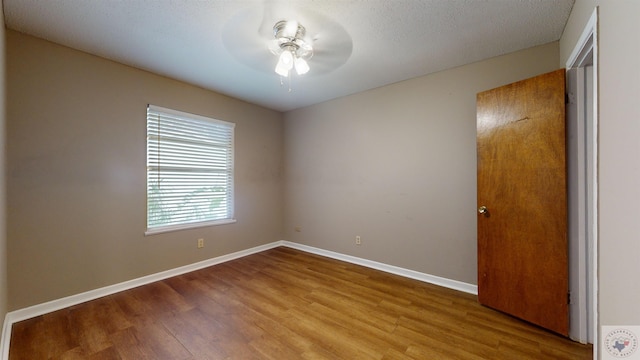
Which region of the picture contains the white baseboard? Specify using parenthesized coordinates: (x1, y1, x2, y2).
(280, 241, 478, 295)
(0, 240, 477, 359)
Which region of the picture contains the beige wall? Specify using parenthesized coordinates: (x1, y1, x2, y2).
(283, 43, 560, 285)
(560, 0, 640, 327)
(6, 31, 284, 310)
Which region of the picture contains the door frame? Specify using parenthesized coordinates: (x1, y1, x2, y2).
(565, 7, 598, 349)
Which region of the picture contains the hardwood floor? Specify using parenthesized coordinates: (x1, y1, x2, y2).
(9, 247, 592, 359)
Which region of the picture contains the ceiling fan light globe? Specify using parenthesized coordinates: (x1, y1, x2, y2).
(275, 51, 293, 77)
(279, 50, 294, 68)
(275, 63, 289, 77)
(294, 57, 310, 75)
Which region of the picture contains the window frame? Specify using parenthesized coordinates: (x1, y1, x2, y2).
(145, 104, 236, 235)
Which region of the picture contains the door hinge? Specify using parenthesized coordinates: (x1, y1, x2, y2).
(568, 292, 571, 304)
(565, 93, 569, 104)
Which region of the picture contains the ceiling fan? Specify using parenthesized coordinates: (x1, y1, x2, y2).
(269, 20, 313, 77)
(222, 3, 353, 78)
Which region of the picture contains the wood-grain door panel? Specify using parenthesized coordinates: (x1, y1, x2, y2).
(476, 69, 568, 336)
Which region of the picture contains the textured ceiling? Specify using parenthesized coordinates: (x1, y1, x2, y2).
(4, 0, 574, 112)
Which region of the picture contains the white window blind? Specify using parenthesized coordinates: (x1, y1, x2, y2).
(146, 105, 235, 234)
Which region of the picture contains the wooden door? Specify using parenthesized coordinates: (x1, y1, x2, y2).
(476, 69, 568, 336)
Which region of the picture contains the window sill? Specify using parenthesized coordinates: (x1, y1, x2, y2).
(145, 219, 237, 236)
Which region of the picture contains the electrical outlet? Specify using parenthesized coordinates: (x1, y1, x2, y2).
(197, 238, 204, 248)
(355, 236, 361, 245)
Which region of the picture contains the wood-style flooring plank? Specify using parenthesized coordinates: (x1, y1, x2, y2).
(9, 247, 592, 359)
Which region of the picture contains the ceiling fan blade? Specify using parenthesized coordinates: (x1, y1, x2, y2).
(303, 18, 352, 75)
(256, 1, 277, 38)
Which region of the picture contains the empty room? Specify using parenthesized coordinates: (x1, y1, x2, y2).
(1, 0, 639, 359)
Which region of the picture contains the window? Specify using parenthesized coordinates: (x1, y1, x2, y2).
(146, 105, 235, 234)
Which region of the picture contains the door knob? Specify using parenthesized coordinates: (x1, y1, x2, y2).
(478, 206, 487, 214)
